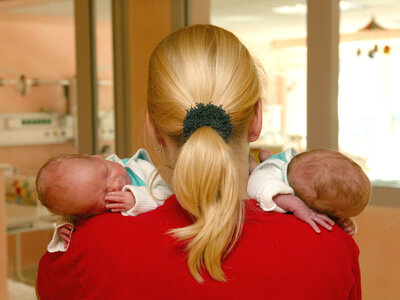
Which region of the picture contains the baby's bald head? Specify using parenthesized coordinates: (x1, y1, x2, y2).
(36, 154, 96, 217)
(287, 149, 371, 218)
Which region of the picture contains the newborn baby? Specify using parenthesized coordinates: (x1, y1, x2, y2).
(36, 149, 172, 252)
(248, 148, 371, 235)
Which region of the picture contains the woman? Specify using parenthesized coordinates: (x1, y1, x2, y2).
(37, 25, 361, 299)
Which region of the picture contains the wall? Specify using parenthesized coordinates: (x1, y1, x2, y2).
(0, 172, 8, 299)
(128, 0, 172, 163)
(354, 204, 400, 299)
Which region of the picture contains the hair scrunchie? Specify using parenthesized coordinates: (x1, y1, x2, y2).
(182, 103, 233, 142)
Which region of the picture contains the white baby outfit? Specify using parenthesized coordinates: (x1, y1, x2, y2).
(247, 148, 298, 213)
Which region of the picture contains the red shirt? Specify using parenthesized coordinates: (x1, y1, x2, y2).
(37, 196, 361, 300)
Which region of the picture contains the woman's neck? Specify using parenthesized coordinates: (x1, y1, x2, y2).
(235, 140, 251, 199)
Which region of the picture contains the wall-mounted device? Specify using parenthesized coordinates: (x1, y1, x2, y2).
(0, 112, 74, 146)
(0, 111, 115, 147)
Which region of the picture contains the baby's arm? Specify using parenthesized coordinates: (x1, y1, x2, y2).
(47, 217, 75, 253)
(248, 163, 293, 213)
(116, 179, 172, 216)
(273, 194, 334, 233)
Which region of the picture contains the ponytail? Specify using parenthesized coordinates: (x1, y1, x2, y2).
(171, 127, 244, 282)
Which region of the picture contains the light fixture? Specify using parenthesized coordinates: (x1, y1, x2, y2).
(355, 16, 390, 59)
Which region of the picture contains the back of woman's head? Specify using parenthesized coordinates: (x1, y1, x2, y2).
(147, 25, 262, 282)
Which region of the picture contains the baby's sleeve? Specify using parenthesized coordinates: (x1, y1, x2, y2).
(121, 172, 172, 217)
(121, 150, 172, 216)
(47, 216, 75, 253)
(247, 166, 293, 213)
(121, 185, 164, 216)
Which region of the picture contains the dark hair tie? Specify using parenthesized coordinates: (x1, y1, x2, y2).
(182, 103, 233, 142)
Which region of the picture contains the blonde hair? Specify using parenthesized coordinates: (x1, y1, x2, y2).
(147, 25, 262, 282)
(288, 149, 371, 219)
(36, 154, 90, 216)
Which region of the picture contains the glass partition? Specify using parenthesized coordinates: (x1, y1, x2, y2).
(211, 0, 307, 154)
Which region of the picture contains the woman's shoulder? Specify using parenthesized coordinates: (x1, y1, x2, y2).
(242, 199, 359, 259)
(224, 200, 360, 299)
(77, 197, 358, 256)
(72, 195, 191, 241)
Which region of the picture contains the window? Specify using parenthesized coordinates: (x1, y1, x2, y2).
(210, 0, 307, 153)
(339, 38, 400, 187)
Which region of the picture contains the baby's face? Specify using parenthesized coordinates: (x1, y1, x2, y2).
(89, 155, 132, 193)
(58, 156, 132, 216)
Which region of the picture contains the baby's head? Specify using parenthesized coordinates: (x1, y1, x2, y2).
(287, 149, 371, 219)
(36, 154, 131, 217)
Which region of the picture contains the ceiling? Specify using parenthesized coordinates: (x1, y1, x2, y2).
(211, 0, 400, 40)
(0, 0, 399, 40)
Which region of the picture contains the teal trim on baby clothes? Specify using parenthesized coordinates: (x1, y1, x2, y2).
(137, 152, 146, 161)
(269, 151, 289, 163)
(122, 158, 146, 186)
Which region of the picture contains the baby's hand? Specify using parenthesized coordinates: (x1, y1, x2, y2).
(57, 223, 74, 249)
(337, 217, 357, 236)
(274, 194, 334, 234)
(292, 204, 334, 234)
(105, 191, 136, 213)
